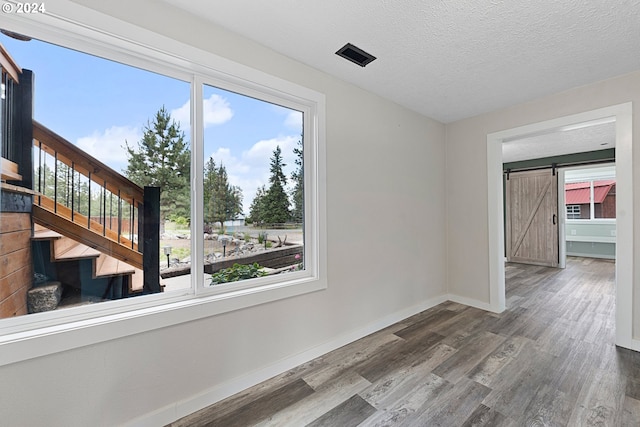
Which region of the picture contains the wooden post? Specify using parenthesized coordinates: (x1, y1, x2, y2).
(142, 186, 161, 293)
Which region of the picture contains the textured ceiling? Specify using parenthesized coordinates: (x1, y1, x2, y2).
(502, 121, 616, 163)
(165, 0, 640, 123)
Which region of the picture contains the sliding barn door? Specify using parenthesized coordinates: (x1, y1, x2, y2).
(505, 169, 559, 267)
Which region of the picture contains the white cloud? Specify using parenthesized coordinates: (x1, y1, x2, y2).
(76, 125, 141, 171)
(170, 102, 190, 130)
(170, 94, 233, 132)
(284, 110, 303, 131)
(244, 136, 299, 182)
(204, 95, 234, 127)
(207, 135, 300, 214)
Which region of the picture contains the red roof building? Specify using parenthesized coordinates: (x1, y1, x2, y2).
(565, 180, 616, 219)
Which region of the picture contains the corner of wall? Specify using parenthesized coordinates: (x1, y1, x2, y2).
(443, 124, 451, 296)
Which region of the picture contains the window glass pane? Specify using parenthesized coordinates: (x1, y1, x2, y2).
(0, 32, 190, 319)
(201, 84, 304, 287)
(564, 165, 616, 221)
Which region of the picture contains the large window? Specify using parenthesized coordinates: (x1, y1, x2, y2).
(0, 12, 325, 363)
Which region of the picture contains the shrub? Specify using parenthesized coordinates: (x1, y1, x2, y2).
(210, 263, 266, 285)
(172, 247, 190, 260)
(169, 215, 189, 227)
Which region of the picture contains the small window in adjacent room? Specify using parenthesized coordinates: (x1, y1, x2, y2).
(566, 205, 581, 219)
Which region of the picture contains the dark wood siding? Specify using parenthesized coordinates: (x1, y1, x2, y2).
(0, 212, 32, 317)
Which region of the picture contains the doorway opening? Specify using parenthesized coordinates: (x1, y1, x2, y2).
(486, 103, 636, 351)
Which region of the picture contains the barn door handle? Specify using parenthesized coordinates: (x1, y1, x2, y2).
(553, 214, 557, 225)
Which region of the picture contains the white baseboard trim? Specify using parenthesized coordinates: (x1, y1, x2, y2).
(566, 251, 615, 260)
(446, 294, 494, 312)
(616, 336, 640, 353)
(125, 293, 449, 427)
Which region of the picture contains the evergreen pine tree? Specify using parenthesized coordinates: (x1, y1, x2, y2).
(290, 137, 303, 223)
(203, 157, 243, 229)
(124, 107, 190, 227)
(262, 146, 290, 224)
(249, 185, 267, 225)
(203, 157, 217, 225)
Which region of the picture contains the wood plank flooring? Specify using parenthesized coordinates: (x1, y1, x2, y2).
(169, 257, 640, 426)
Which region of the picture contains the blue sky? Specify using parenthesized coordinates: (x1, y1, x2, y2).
(0, 33, 302, 214)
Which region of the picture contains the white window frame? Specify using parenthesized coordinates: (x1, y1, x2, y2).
(566, 205, 581, 219)
(0, 4, 327, 366)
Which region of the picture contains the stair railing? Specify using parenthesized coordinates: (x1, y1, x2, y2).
(33, 120, 143, 251)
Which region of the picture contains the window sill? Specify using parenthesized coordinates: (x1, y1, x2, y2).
(566, 236, 616, 244)
(565, 219, 616, 224)
(0, 277, 326, 367)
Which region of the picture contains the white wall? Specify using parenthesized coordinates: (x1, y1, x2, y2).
(0, 1, 447, 426)
(446, 70, 640, 329)
(565, 221, 616, 259)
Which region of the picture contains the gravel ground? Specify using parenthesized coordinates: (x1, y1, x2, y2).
(161, 225, 303, 254)
(159, 226, 303, 292)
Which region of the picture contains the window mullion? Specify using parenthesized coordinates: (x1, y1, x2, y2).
(192, 75, 205, 294)
(590, 180, 595, 220)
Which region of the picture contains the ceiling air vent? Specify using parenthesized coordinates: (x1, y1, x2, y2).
(335, 43, 376, 67)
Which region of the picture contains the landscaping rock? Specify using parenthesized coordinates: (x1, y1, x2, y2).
(27, 281, 63, 313)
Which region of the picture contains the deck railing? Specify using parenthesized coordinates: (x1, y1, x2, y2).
(33, 120, 143, 248)
(31, 121, 160, 286)
(1, 42, 32, 186)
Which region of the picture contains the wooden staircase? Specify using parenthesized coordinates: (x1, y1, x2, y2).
(26, 120, 163, 298)
(33, 225, 144, 300)
(29, 120, 162, 296)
